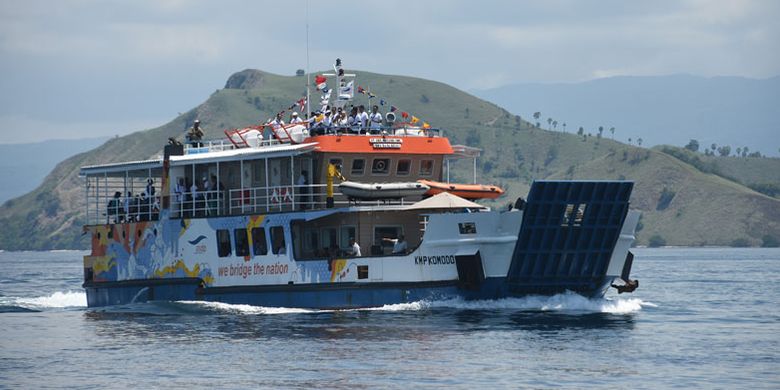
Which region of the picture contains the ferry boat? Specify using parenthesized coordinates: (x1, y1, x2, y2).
(79, 61, 640, 308)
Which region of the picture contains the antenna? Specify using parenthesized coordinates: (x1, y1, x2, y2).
(305, 0, 310, 119)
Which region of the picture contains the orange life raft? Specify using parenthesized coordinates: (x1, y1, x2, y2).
(417, 179, 504, 200)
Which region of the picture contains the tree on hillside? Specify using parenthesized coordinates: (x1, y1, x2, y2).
(637, 137, 643, 146)
(711, 143, 717, 154)
(684, 139, 700, 152)
(562, 122, 567, 133)
(628, 137, 632, 145)
(717, 145, 731, 156)
(547, 117, 553, 129)
(742, 146, 749, 157)
(609, 127, 615, 139)
(577, 126, 584, 136)
(552, 120, 558, 131)
(597, 126, 604, 139)
(736, 147, 742, 156)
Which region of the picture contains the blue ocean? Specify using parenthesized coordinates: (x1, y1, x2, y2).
(1, 248, 778, 389)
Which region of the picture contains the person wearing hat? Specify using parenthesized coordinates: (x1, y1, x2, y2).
(290, 112, 303, 124)
(187, 119, 205, 147)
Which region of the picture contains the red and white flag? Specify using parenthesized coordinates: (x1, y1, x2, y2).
(315, 75, 327, 90)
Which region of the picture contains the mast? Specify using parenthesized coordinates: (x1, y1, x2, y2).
(305, 0, 310, 119)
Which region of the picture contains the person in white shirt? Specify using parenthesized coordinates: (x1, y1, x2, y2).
(356, 105, 368, 133)
(383, 235, 408, 254)
(290, 112, 303, 124)
(347, 107, 358, 132)
(369, 105, 383, 133)
(174, 178, 186, 216)
(269, 113, 285, 127)
(347, 237, 361, 257)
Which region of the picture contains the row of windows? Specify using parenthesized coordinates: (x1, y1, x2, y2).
(216, 227, 284, 258)
(329, 157, 434, 177)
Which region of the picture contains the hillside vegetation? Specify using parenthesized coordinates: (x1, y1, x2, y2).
(0, 69, 778, 250)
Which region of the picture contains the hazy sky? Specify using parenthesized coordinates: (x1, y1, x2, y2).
(0, 0, 778, 143)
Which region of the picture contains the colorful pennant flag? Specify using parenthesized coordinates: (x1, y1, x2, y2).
(401, 112, 409, 119)
(411, 116, 419, 124)
(315, 75, 327, 90)
(422, 122, 430, 129)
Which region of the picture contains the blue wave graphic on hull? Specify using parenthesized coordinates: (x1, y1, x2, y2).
(188, 235, 207, 245)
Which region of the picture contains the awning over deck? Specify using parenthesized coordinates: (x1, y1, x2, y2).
(79, 142, 319, 177)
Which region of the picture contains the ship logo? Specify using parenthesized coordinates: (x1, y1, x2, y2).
(188, 235, 207, 245)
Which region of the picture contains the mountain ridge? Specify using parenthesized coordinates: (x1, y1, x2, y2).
(0, 69, 777, 250)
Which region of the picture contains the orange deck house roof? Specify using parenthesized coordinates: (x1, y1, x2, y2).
(307, 135, 454, 155)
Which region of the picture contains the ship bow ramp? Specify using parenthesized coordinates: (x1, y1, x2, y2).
(506, 180, 636, 297)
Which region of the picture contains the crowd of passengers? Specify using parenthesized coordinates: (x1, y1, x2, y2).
(173, 174, 226, 217)
(106, 179, 159, 223)
(269, 104, 391, 135)
(186, 104, 407, 146)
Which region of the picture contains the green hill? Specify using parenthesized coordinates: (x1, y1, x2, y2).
(654, 145, 780, 198)
(0, 69, 778, 250)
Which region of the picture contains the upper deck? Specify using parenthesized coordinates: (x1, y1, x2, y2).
(79, 130, 481, 226)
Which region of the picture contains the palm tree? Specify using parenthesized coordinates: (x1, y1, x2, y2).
(577, 126, 584, 136)
(609, 127, 615, 139)
(736, 147, 742, 156)
(562, 122, 567, 133)
(711, 143, 717, 153)
(637, 137, 643, 146)
(547, 118, 553, 129)
(552, 120, 558, 131)
(628, 138, 632, 145)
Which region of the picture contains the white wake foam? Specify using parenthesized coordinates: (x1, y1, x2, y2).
(178, 292, 654, 315)
(180, 300, 320, 315)
(14, 290, 87, 309)
(369, 292, 655, 314)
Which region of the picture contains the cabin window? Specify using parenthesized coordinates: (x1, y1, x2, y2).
(251, 227, 268, 255)
(562, 204, 587, 226)
(420, 160, 434, 176)
(458, 222, 477, 235)
(270, 226, 286, 254)
(340, 226, 356, 249)
(303, 228, 320, 256)
(233, 228, 249, 257)
(396, 159, 411, 176)
(216, 229, 232, 257)
(321, 227, 338, 251)
(371, 158, 390, 175)
(374, 226, 402, 255)
(351, 159, 365, 176)
(358, 265, 369, 280)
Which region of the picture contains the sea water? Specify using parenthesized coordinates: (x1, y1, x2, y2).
(0, 248, 778, 389)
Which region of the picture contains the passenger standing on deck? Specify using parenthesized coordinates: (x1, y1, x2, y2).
(369, 105, 383, 133)
(123, 191, 132, 221)
(146, 178, 155, 198)
(356, 105, 368, 133)
(108, 191, 122, 223)
(174, 178, 186, 215)
(269, 113, 285, 128)
(297, 170, 309, 210)
(190, 180, 202, 217)
(383, 234, 408, 254)
(348, 107, 358, 132)
(347, 237, 362, 257)
(187, 120, 204, 147)
(290, 112, 303, 124)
